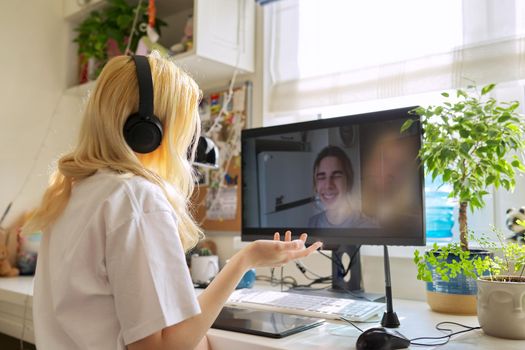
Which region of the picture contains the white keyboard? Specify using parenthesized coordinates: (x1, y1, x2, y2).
(226, 289, 385, 322)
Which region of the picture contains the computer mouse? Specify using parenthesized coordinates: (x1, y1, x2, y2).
(355, 327, 410, 350)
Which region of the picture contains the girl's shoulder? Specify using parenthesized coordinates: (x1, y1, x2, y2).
(89, 169, 172, 215)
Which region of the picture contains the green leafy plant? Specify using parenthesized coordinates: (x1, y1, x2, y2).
(74, 0, 166, 79)
(475, 228, 525, 282)
(74, 10, 107, 62)
(414, 243, 491, 282)
(414, 229, 525, 283)
(198, 247, 212, 256)
(402, 83, 525, 250)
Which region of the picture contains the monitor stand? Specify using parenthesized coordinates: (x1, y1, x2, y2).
(289, 245, 385, 303)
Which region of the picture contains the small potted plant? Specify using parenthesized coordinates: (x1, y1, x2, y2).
(190, 247, 219, 286)
(74, 0, 166, 83)
(404, 83, 525, 314)
(475, 229, 525, 339)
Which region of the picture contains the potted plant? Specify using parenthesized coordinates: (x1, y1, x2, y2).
(190, 247, 219, 286)
(74, 0, 166, 82)
(404, 83, 525, 314)
(74, 9, 107, 82)
(475, 229, 525, 339)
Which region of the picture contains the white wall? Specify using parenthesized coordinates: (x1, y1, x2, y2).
(0, 0, 84, 226)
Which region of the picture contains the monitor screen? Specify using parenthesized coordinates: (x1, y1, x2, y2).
(241, 107, 425, 247)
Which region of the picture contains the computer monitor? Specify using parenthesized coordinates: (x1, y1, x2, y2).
(241, 106, 425, 298)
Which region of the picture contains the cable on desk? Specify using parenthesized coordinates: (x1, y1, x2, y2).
(260, 248, 362, 294)
(317, 249, 341, 266)
(292, 260, 332, 283)
(316, 247, 369, 300)
(409, 321, 481, 347)
(256, 274, 298, 289)
(292, 277, 332, 287)
(339, 318, 480, 347)
(317, 246, 361, 278)
(280, 266, 284, 292)
(339, 316, 364, 332)
(294, 260, 326, 280)
(269, 267, 277, 286)
(259, 261, 365, 299)
(258, 271, 331, 291)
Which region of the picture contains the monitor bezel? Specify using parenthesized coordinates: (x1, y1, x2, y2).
(241, 106, 426, 248)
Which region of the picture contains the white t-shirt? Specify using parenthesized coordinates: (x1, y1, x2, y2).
(33, 169, 201, 350)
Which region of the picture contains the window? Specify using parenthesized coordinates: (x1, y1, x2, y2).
(265, 0, 525, 118)
(262, 0, 525, 243)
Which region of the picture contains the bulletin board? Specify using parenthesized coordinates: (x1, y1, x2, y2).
(191, 81, 252, 232)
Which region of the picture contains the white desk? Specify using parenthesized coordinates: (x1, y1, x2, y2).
(206, 298, 525, 350)
(1, 277, 524, 349)
(0, 276, 34, 344)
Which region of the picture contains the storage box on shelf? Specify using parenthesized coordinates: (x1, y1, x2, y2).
(63, 0, 255, 93)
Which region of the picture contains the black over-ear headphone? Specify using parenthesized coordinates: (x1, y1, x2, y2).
(124, 55, 164, 153)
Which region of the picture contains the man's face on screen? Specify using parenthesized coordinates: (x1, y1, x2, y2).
(315, 156, 348, 209)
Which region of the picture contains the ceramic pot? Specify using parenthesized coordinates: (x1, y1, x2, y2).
(190, 255, 219, 284)
(477, 276, 525, 339)
(426, 249, 491, 315)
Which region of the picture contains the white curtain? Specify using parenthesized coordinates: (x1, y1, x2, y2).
(266, 0, 525, 114)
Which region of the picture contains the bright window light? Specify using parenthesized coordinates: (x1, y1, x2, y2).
(297, 0, 463, 79)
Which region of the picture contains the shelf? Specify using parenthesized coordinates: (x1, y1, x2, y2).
(65, 48, 250, 95)
(64, 0, 194, 21)
(64, 0, 254, 89)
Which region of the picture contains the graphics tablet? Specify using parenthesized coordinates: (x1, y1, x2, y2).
(211, 306, 324, 338)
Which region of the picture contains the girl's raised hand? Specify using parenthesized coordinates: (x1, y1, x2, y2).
(243, 230, 322, 268)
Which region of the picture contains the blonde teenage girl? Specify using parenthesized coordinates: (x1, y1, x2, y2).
(27, 53, 322, 350)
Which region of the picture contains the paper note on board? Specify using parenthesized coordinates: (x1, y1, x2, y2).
(206, 186, 237, 221)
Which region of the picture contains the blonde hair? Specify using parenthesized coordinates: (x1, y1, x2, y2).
(25, 53, 203, 251)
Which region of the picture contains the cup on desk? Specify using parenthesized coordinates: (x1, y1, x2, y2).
(190, 254, 219, 285)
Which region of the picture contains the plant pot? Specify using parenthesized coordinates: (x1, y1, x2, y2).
(78, 56, 102, 84)
(477, 276, 525, 339)
(425, 249, 491, 315)
(190, 254, 219, 285)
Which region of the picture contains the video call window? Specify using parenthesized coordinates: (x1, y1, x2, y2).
(242, 117, 422, 233)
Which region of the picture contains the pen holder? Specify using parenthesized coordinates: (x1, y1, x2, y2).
(236, 268, 256, 289)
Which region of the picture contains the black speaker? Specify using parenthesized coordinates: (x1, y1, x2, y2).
(123, 55, 163, 154)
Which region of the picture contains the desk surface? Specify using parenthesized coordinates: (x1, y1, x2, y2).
(207, 297, 524, 350)
(0, 277, 524, 349)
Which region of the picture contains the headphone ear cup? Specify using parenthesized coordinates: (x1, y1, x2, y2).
(123, 113, 163, 153)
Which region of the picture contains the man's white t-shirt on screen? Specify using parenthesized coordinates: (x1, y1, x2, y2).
(33, 169, 201, 350)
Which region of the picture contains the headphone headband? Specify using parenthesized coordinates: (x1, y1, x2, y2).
(132, 55, 155, 118)
(124, 55, 163, 154)
(124, 54, 219, 166)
